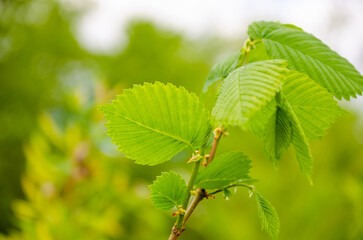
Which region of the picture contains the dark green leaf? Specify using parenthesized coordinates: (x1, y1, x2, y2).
(264, 106, 293, 165)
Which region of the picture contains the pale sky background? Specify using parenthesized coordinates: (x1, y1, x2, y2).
(67, 0, 363, 115)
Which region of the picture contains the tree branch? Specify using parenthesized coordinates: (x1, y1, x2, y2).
(208, 182, 255, 196)
(169, 146, 206, 240)
(183, 188, 207, 226)
(202, 127, 225, 166)
(168, 226, 185, 240)
(168, 188, 207, 240)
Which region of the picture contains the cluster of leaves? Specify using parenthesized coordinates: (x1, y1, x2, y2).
(101, 21, 363, 239)
(101, 82, 278, 238)
(0, 0, 219, 233)
(208, 21, 363, 182)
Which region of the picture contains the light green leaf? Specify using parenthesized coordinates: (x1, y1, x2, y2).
(196, 152, 252, 189)
(251, 99, 313, 179)
(202, 52, 242, 92)
(282, 71, 346, 141)
(248, 41, 270, 63)
(264, 106, 293, 165)
(100, 82, 211, 165)
(212, 60, 288, 128)
(248, 99, 276, 138)
(248, 21, 363, 100)
(250, 72, 344, 180)
(281, 23, 303, 31)
(149, 171, 187, 211)
(255, 191, 280, 240)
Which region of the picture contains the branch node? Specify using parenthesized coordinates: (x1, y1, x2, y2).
(203, 127, 227, 167)
(187, 152, 202, 164)
(172, 206, 186, 216)
(201, 154, 210, 166)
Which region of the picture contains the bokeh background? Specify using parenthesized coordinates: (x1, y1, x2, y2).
(1, 0, 363, 239)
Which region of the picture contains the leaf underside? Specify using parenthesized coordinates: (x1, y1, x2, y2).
(100, 82, 211, 165)
(250, 71, 344, 181)
(212, 60, 288, 128)
(248, 21, 363, 100)
(282, 71, 346, 141)
(264, 106, 293, 165)
(196, 152, 252, 190)
(283, 102, 314, 183)
(149, 171, 187, 211)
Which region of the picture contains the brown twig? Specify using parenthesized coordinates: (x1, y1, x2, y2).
(169, 128, 228, 239)
(202, 127, 226, 166)
(168, 188, 208, 240)
(183, 188, 207, 225)
(168, 226, 185, 240)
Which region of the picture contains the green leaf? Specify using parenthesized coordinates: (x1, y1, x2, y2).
(281, 23, 303, 31)
(255, 191, 280, 240)
(212, 60, 288, 128)
(248, 41, 270, 63)
(264, 105, 293, 165)
(223, 188, 233, 200)
(100, 82, 211, 165)
(284, 102, 314, 183)
(196, 152, 252, 189)
(250, 72, 344, 180)
(149, 171, 187, 211)
(202, 52, 242, 92)
(251, 98, 313, 180)
(248, 21, 363, 100)
(282, 71, 346, 141)
(248, 99, 276, 138)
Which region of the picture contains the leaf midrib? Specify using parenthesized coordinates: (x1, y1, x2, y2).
(262, 37, 351, 83)
(290, 105, 337, 110)
(153, 190, 179, 207)
(106, 110, 195, 151)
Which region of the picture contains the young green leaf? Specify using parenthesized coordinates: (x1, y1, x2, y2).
(254, 191, 280, 240)
(248, 99, 276, 138)
(248, 21, 363, 100)
(247, 41, 270, 63)
(195, 152, 252, 189)
(100, 82, 211, 165)
(149, 171, 187, 211)
(202, 52, 242, 92)
(250, 72, 344, 181)
(284, 102, 314, 183)
(282, 71, 346, 141)
(223, 188, 233, 200)
(212, 60, 288, 128)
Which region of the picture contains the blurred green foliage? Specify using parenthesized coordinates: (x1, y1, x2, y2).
(0, 0, 362, 239)
(0, 0, 90, 231)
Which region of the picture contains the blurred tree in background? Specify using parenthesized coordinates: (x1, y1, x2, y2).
(0, 0, 90, 231)
(0, 0, 362, 239)
(0, 0, 220, 236)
